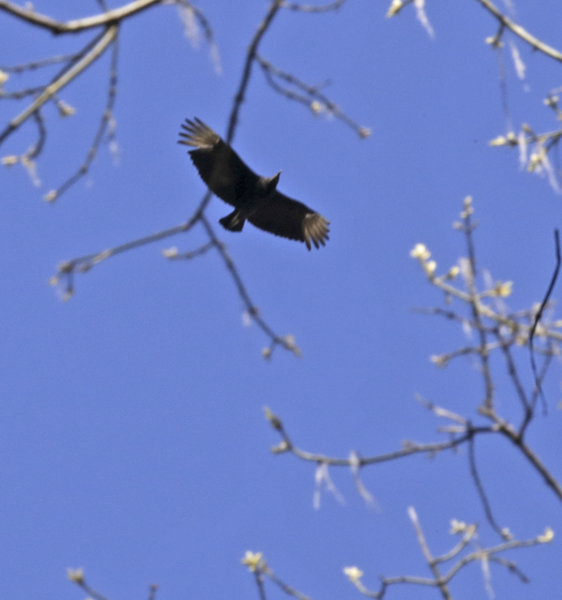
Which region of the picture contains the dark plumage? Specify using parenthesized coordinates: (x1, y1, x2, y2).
(178, 118, 330, 250)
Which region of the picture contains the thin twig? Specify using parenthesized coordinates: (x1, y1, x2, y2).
(75, 581, 112, 600)
(47, 32, 120, 202)
(265, 568, 311, 600)
(267, 408, 494, 466)
(487, 555, 528, 583)
(528, 349, 554, 417)
(226, 0, 284, 145)
(355, 525, 541, 599)
(0, 54, 79, 73)
(462, 204, 494, 409)
(468, 434, 506, 538)
(411, 307, 479, 330)
(493, 34, 514, 134)
(498, 423, 562, 502)
(494, 326, 529, 414)
(281, 0, 347, 12)
(441, 536, 540, 583)
(29, 109, 47, 160)
(200, 214, 299, 355)
(147, 584, 159, 600)
(412, 200, 562, 507)
(163, 241, 215, 260)
(256, 54, 369, 138)
(420, 276, 562, 344)
(434, 527, 477, 564)
(254, 571, 268, 600)
(408, 507, 453, 600)
(529, 229, 560, 415)
(58, 219, 197, 274)
(0, 86, 45, 100)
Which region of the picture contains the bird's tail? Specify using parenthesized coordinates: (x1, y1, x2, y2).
(219, 210, 245, 232)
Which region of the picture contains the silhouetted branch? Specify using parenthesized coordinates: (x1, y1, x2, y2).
(200, 214, 301, 357)
(67, 570, 161, 600)
(528, 229, 560, 412)
(264, 197, 562, 547)
(29, 109, 46, 161)
(475, 0, 562, 63)
(51, 218, 198, 301)
(411, 307, 479, 330)
(412, 252, 562, 345)
(487, 555, 529, 583)
(497, 422, 562, 502)
(385, 0, 562, 189)
(265, 406, 493, 468)
(0, 53, 79, 73)
(256, 54, 370, 138)
(408, 507, 453, 600)
(468, 435, 507, 539)
(490, 117, 562, 193)
(225, 0, 283, 145)
(281, 0, 347, 12)
(461, 198, 495, 410)
(162, 241, 215, 261)
(527, 348, 554, 422)
(494, 326, 530, 414)
(0, 25, 118, 146)
(0, 86, 44, 100)
(44, 33, 120, 202)
(2, 0, 369, 354)
(47, 0, 315, 355)
(1, 0, 217, 191)
(67, 569, 112, 600)
(0, 0, 161, 33)
(344, 509, 548, 599)
(410, 198, 562, 505)
(147, 584, 159, 600)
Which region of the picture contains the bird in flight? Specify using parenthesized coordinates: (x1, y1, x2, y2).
(178, 118, 330, 250)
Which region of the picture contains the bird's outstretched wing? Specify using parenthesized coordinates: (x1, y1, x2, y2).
(248, 190, 330, 250)
(178, 118, 259, 206)
(179, 117, 330, 249)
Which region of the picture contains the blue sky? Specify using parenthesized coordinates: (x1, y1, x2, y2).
(1, 1, 562, 599)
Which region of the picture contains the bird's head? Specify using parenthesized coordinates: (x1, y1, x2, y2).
(264, 170, 281, 193)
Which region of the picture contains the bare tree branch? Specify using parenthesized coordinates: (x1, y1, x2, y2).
(265, 406, 494, 467)
(475, 0, 562, 63)
(343, 512, 547, 599)
(256, 54, 370, 138)
(0, 0, 161, 33)
(226, 0, 284, 145)
(45, 32, 120, 202)
(468, 434, 507, 539)
(281, 0, 347, 13)
(461, 198, 495, 410)
(40, 0, 315, 355)
(0, 25, 118, 145)
(528, 229, 560, 411)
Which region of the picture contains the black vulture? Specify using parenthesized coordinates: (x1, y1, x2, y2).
(178, 118, 330, 250)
